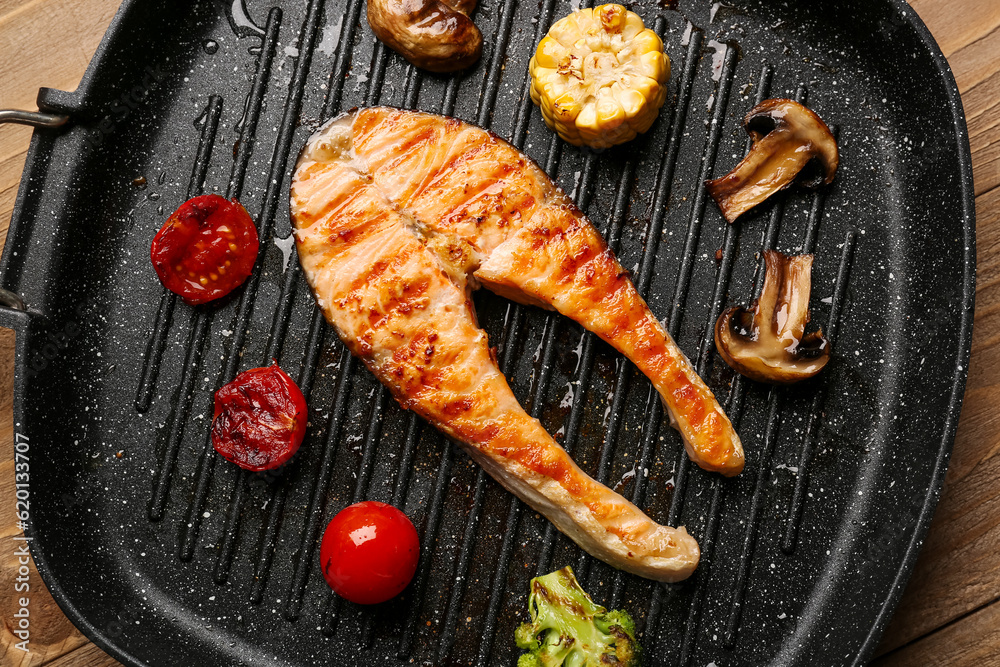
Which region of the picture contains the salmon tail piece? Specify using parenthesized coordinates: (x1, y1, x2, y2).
(475, 200, 744, 476)
(290, 107, 742, 582)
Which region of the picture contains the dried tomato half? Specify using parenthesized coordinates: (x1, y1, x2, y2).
(211, 363, 308, 472)
(150, 194, 259, 305)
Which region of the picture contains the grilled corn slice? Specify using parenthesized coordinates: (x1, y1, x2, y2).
(529, 4, 670, 149)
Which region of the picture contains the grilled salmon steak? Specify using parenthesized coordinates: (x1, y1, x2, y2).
(291, 107, 742, 581)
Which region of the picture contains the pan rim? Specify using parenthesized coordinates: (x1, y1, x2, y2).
(850, 0, 976, 664)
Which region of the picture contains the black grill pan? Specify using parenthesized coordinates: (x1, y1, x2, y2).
(1, 0, 974, 664)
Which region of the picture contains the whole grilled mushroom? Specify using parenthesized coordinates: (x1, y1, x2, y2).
(715, 250, 830, 384)
(367, 0, 482, 73)
(706, 99, 838, 223)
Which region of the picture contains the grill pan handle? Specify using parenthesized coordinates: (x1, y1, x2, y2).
(0, 108, 70, 311)
(0, 109, 69, 129)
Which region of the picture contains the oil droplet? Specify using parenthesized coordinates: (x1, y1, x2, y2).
(228, 0, 264, 38)
(318, 16, 344, 56)
(132, 176, 147, 188)
(707, 40, 728, 81)
(203, 40, 219, 54)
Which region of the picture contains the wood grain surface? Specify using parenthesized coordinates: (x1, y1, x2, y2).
(0, 0, 996, 665)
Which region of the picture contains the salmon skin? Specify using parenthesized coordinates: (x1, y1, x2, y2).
(290, 107, 741, 581)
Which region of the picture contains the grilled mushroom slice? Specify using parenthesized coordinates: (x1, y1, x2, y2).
(706, 99, 838, 223)
(367, 0, 482, 73)
(715, 250, 830, 384)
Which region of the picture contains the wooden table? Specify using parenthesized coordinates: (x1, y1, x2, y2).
(0, 1, 996, 664)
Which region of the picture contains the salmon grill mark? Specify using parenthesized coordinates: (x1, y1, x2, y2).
(347, 240, 415, 294)
(355, 332, 374, 358)
(379, 132, 446, 179)
(440, 136, 492, 175)
(382, 329, 438, 386)
(399, 124, 438, 153)
(670, 371, 706, 423)
(318, 191, 392, 236)
(366, 275, 432, 331)
(335, 226, 356, 241)
(296, 182, 361, 228)
(443, 397, 474, 416)
(326, 206, 386, 247)
(516, 195, 536, 215)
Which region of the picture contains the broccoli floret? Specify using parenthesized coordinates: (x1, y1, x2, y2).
(515, 566, 641, 667)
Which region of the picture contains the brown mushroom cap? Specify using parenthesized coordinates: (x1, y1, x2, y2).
(367, 0, 483, 73)
(714, 250, 830, 384)
(706, 99, 838, 223)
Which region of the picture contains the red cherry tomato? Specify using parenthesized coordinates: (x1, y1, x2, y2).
(211, 363, 307, 471)
(320, 501, 420, 605)
(150, 194, 259, 305)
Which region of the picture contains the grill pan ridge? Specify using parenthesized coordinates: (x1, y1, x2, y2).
(0, 0, 974, 665)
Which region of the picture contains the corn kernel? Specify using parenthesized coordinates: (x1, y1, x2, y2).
(595, 4, 625, 33)
(535, 36, 565, 69)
